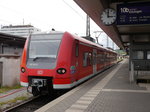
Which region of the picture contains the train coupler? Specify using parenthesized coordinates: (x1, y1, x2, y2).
(31, 79, 47, 88)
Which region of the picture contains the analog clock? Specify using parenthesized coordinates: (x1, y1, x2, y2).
(101, 8, 116, 25)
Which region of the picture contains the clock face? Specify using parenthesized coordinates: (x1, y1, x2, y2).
(101, 8, 116, 25)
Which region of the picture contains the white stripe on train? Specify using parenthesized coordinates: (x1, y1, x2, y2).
(20, 66, 112, 89)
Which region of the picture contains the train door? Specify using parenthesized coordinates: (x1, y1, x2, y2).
(104, 51, 107, 67)
(75, 40, 79, 81)
(93, 49, 97, 74)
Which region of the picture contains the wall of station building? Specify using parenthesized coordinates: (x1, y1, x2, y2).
(0, 45, 23, 87)
(129, 42, 150, 74)
(0, 45, 23, 55)
(0, 56, 21, 87)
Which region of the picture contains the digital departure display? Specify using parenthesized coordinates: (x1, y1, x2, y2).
(117, 2, 150, 25)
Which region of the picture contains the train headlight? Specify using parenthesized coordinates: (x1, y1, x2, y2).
(57, 68, 67, 74)
(21, 67, 26, 73)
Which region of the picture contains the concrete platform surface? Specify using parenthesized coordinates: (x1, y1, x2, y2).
(35, 59, 150, 112)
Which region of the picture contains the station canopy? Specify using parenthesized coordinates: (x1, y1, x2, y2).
(0, 32, 25, 47)
(74, 0, 150, 50)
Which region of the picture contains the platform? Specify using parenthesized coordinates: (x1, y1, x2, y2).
(35, 59, 150, 112)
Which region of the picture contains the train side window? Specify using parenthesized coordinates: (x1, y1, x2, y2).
(88, 53, 92, 65)
(83, 52, 88, 66)
(133, 51, 144, 59)
(76, 43, 79, 57)
(102, 53, 104, 62)
(147, 51, 150, 59)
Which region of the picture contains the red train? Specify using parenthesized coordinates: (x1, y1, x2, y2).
(20, 31, 117, 96)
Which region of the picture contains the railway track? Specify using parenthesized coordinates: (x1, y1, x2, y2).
(4, 90, 68, 112)
(3, 64, 117, 112)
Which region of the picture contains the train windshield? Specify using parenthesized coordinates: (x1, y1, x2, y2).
(29, 40, 60, 59)
(27, 33, 63, 69)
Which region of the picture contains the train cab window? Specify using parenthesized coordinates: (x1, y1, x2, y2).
(133, 51, 144, 59)
(29, 39, 61, 59)
(29, 34, 62, 60)
(76, 43, 79, 57)
(27, 33, 63, 69)
(147, 51, 150, 59)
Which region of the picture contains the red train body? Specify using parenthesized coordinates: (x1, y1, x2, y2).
(20, 31, 117, 95)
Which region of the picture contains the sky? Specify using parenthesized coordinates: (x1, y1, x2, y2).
(0, 0, 118, 49)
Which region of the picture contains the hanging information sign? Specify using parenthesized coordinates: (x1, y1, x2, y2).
(117, 2, 150, 25)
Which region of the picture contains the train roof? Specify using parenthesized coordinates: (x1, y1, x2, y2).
(31, 31, 116, 54)
(68, 32, 116, 54)
(32, 31, 64, 35)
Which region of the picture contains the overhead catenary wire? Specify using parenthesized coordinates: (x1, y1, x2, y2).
(61, 0, 85, 21)
(0, 4, 25, 25)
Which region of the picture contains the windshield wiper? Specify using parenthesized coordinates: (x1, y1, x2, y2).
(32, 56, 55, 61)
(33, 57, 40, 61)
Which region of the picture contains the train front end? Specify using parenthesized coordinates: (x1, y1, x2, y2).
(20, 32, 64, 96)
